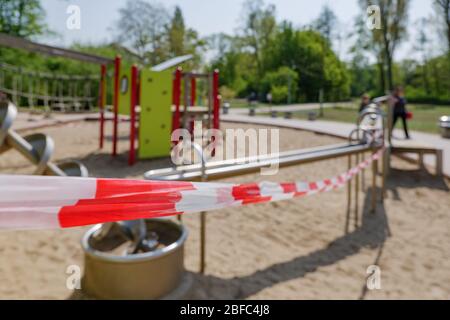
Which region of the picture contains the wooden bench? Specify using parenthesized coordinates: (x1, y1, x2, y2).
(391, 140, 443, 176)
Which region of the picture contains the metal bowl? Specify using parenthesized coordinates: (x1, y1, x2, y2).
(81, 219, 189, 299)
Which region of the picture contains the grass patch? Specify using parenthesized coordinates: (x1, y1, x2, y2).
(289, 103, 450, 134)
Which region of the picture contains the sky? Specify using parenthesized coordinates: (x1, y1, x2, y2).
(40, 0, 436, 61)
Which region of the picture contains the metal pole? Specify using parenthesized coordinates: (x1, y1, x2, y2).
(99, 64, 106, 149)
(129, 65, 138, 166)
(192, 143, 207, 274)
(200, 211, 206, 274)
(190, 76, 196, 106)
(189, 76, 196, 135)
(319, 88, 324, 117)
(361, 151, 366, 192)
(112, 55, 121, 156)
(172, 68, 182, 132)
(371, 156, 377, 213)
(354, 152, 360, 229)
(381, 147, 387, 200)
(345, 154, 352, 234)
(212, 70, 220, 130)
(182, 73, 189, 129)
(287, 74, 292, 105)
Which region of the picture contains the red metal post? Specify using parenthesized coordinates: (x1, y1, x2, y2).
(172, 67, 182, 132)
(99, 64, 106, 149)
(212, 69, 220, 130)
(129, 65, 138, 166)
(189, 76, 196, 135)
(190, 76, 196, 106)
(112, 55, 121, 156)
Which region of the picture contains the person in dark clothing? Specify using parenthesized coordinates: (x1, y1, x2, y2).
(391, 86, 410, 139)
(359, 93, 371, 112)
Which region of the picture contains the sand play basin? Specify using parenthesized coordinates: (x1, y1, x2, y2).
(81, 219, 189, 299)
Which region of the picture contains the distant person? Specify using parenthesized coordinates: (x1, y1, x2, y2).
(248, 91, 257, 103)
(266, 92, 272, 104)
(0, 92, 8, 107)
(389, 86, 410, 139)
(267, 92, 273, 112)
(359, 93, 371, 112)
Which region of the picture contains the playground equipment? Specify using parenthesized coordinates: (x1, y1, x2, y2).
(100, 55, 221, 165)
(144, 103, 387, 274)
(0, 33, 112, 112)
(82, 219, 189, 299)
(0, 101, 88, 176)
(0, 62, 100, 112)
(0, 33, 221, 166)
(373, 95, 444, 176)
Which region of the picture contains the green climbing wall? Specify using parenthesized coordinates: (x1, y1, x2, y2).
(138, 69, 173, 159)
(118, 67, 131, 115)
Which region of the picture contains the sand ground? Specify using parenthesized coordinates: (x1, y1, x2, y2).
(0, 120, 449, 299)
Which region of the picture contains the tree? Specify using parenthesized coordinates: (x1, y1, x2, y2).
(359, 0, 410, 91)
(168, 6, 186, 57)
(113, 0, 170, 65)
(239, 0, 277, 79)
(165, 6, 207, 69)
(261, 66, 298, 104)
(414, 18, 431, 94)
(265, 23, 350, 101)
(434, 0, 450, 54)
(313, 5, 338, 45)
(0, 0, 48, 38)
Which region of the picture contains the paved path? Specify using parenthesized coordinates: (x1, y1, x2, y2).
(228, 102, 353, 114)
(222, 114, 450, 177)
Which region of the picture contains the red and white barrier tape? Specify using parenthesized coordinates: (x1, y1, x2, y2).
(0, 148, 384, 230)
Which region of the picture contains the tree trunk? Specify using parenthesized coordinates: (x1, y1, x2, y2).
(377, 61, 386, 94)
(386, 55, 394, 91)
(422, 63, 430, 95)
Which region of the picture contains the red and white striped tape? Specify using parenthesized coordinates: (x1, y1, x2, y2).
(0, 149, 383, 230)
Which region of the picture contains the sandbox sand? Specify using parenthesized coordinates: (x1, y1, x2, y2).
(0, 120, 449, 299)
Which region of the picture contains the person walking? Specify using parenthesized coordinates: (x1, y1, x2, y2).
(389, 86, 410, 139)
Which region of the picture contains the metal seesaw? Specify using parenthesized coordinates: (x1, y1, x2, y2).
(142, 105, 387, 273)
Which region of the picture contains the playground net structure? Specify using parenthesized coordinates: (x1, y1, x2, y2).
(0, 61, 101, 112)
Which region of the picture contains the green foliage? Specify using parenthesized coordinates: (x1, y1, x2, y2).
(0, 0, 48, 38)
(358, 0, 410, 91)
(113, 0, 170, 65)
(261, 66, 298, 103)
(166, 6, 206, 70)
(263, 23, 350, 102)
(168, 6, 186, 57)
(270, 86, 289, 104)
(239, 0, 277, 79)
(312, 5, 338, 44)
(219, 86, 236, 101)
